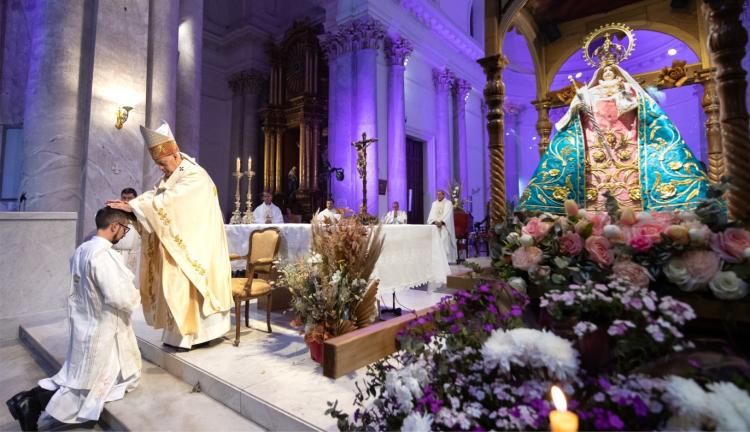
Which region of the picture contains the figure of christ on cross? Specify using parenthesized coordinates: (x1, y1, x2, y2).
(351, 132, 378, 215)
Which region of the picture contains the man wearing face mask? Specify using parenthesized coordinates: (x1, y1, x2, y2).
(6, 207, 141, 430)
(106, 121, 231, 350)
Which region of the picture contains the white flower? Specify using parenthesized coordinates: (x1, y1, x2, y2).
(306, 252, 323, 264)
(664, 258, 691, 287)
(481, 328, 579, 381)
(519, 234, 534, 247)
(508, 277, 527, 293)
(709, 271, 748, 300)
(578, 209, 588, 219)
(401, 412, 433, 432)
(506, 232, 520, 245)
(603, 224, 622, 239)
(663, 376, 710, 425)
(331, 269, 343, 286)
(706, 382, 750, 429)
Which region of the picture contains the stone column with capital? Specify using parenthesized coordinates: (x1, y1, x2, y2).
(454, 78, 471, 194)
(351, 18, 385, 215)
(704, 0, 750, 220)
(503, 102, 524, 202)
(433, 67, 455, 193)
(384, 35, 413, 209)
(228, 69, 264, 209)
(175, 0, 203, 159)
(478, 54, 509, 224)
(19, 1, 89, 213)
(320, 29, 354, 206)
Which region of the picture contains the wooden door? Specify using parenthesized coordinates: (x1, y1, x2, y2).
(406, 137, 424, 224)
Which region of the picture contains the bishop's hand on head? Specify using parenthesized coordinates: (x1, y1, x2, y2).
(106, 199, 133, 213)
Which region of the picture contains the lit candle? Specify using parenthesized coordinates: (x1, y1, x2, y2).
(549, 386, 578, 432)
(236, 157, 241, 173)
(248, 157, 252, 172)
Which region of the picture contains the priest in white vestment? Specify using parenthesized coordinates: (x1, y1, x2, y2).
(383, 201, 407, 224)
(317, 198, 341, 223)
(427, 190, 457, 263)
(112, 188, 140, 276)
(107, 121, 232, 349)
(253, 191, 284, 224)
(37, 207, 141, 425)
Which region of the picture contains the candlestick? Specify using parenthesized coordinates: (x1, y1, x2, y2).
(241, 169, 255, 224)
(229, 171, 244, 224)
(549, 386, 578, 432)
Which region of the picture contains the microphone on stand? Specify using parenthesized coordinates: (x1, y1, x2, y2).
(19, 192, 26, 212)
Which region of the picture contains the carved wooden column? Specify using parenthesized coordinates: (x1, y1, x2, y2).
(275, 130, 283, 193)
(696, 69, 724, 183)
(262, 126, 274, 190)
(478, 54, 509, 225)
(704, 0, 750, 220)
(532, 98, 553, 156)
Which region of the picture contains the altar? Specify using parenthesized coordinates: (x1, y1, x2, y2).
(225, 223, 451, 294)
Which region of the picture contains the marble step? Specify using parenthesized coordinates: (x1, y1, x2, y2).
(18, 315, 265, 432)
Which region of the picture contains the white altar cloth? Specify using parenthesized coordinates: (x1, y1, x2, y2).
(225, 223, 450, 294)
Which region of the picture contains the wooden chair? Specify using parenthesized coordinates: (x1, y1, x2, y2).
(453, 209, 472, 262)
(228, 227, 281, 346)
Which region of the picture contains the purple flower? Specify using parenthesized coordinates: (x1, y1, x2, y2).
(608, 412, 625, 430)
(483, 324, 493, 333)
(646, 323, 665, 342)
(510, 305, 523, 317)
(607, 320, 635, 336)
(598, 376, 612, 390)
(450, 324, 461, 334)
(487, 305, 498, 315)
(477, 285, 490, 293)
(633, 396, 649, 417)
(455, 311, 465, 319)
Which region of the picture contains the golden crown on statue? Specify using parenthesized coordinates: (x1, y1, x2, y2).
(582, 23, 636, 68)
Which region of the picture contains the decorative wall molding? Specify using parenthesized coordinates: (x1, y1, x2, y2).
(395, 0, 484, 60)
(228, 68, 266, 95)
(384, 35, 414, 66)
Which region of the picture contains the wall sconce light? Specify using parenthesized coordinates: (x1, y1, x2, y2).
(115, 106, 133, 129)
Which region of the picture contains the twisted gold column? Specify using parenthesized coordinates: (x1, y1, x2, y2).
(478, 54, 509, 225)
(704, 0, 750, 220)
(697, 69, 724, 183)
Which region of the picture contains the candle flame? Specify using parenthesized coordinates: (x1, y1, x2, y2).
(551, 386, 567, 412)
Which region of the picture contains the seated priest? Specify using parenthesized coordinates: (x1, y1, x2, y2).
(253, 191, 284, 224)
(383, 201, 407, 224)
(107, 121, 232, 349)
(317, 198, 341, 223)
(427, 190, 457, 263)
(6, 207, 141, 430)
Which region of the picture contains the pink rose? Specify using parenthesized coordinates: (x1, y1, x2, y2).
(681, 250, 722, 290)
(629, 235, 654, 253)
(664, 225, 690, 245)
(620, 208, 637, 226)
(564, 200, 579, 217)
(587, 212, 611, 236)
(626, 220, 668, 244)
(585, 235, 613, 267)
(511, 246, 543, 271)
(711, 228, 750, 263)
(559, 232, 584, 255)
(613, 260, 651, 288)
(651, 211, 678, 226)
(522, 217, 552, 241)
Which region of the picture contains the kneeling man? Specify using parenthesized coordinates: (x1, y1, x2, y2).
(6, 207, 141, 429)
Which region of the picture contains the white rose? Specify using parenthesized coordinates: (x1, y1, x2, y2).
(688, 228, 705, 243)
(664, 258, 691, 288)
(508, 277, 527, 293)
(506, 232, 520, 245)
(519, 234, 534, 247)
(603, 224, 622, 239)
(709, 271, 748, 300)
(577, 209, 588, 219)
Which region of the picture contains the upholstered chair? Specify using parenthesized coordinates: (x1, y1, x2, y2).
(228, 227, 281, 346)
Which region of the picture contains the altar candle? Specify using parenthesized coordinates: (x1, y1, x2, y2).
(236, 157, 241, 173)
(549, 386, 578, 432)
(248, 157, 252, 171)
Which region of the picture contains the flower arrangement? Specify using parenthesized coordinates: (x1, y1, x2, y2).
(279, 214, 385, 350)
(326, 281, 750, 431)
(493, 199, 750, 301)
(449, 180, 464, 211)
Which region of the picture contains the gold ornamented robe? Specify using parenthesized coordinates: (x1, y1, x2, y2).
(130, 154, 231, 348)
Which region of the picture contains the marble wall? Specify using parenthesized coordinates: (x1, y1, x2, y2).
(0, 212, 77, 341)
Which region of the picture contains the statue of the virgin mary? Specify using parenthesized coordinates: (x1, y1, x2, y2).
(519, 24, 709, 214)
